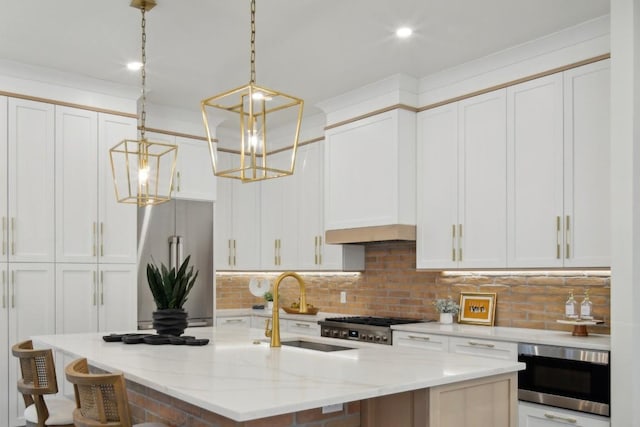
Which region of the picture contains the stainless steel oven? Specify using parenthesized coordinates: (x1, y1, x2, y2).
(518, 343, 610, 417)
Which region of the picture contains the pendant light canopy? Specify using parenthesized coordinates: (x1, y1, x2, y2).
(201, 0, 304, 183)
(110, 0, 178, 206)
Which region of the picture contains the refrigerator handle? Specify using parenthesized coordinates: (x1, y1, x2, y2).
(169, 236, 178, 271)
(176, 236, 184, 268)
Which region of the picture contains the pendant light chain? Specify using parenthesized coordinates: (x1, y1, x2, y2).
(140, 7, 147, 139)
(250, 0, 256, 84)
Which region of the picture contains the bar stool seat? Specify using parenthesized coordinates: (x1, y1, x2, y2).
(24, 397, 76, 426)
(11, 340, 74, 427)
(65, 358, 168, 427)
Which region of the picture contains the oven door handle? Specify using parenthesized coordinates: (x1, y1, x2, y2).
(544, 413, 577, 424)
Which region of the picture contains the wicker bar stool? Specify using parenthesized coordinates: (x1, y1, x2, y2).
(11, 340, 75, 427)
(65, 358, 167, 427)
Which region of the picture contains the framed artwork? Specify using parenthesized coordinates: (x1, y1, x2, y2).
(458, 292, 497, 326)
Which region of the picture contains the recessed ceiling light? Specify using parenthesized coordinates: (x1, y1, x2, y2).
(126, 61, 143, 71)
(395, 27, 413, 39)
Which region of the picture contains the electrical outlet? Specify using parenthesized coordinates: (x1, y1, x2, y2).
(322, 403, 343, 414)
(340, 291, 347, 304)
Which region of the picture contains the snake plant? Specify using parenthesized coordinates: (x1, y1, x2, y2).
(146, 255, 199, 310)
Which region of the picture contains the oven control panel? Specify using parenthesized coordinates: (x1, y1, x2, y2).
(320, 327, 391, 345)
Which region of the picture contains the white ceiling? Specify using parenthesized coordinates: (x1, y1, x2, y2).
(0, 0, 609, 120)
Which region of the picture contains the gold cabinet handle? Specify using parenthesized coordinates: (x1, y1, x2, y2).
(544, 413, 577, 424)
(11, 217, 15, 255)
(100, 271, 104, 306)
(233, 239, 236, 266)
(565, 215, 571, 259)
(1, 216, 5, 256)
(468, 341, 495, 348)
(177, 171, 181, 192)
(92, 222, 97, 257)
(556, 216, 561, 259)
(92, 271, 97, 306)
(458, 224, 463, 262)
(408, 335, 431, 342)
(2, 270, 5, 309)
(451, 224, 456, 262)
(318, 236, 322, 265)
(11, 271, 15, 308)
(294, 322, 311, 328)
(274, 239, 278, 265)
(278, 239, 282, 265)
(314, 236, 318, 265)
(228, 239, 232, 266)
(100, 222, 104, 257)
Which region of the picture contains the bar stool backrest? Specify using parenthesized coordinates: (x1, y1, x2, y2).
(65, 358, 133, 427)
(11, 340, 59, 424)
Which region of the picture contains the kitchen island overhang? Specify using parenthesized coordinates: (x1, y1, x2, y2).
(33, 327, 524, 425)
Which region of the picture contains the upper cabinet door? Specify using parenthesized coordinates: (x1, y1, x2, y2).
(55, 106, 99, 263)
(214, 152, 234, 270)
(563, 60, 611, 268)
(296, 143, 324, 270)
(175, 137, 216, 201)
(0, 97, 7, 261)
(7, 99, 55, 262)
(458, 89, 507, 268)
(98, 114, 137, 263)
(417, 103, 459, 269)
(507, 74, 564, 268)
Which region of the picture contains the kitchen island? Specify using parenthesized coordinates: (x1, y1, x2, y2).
(33, 327, 524, 427)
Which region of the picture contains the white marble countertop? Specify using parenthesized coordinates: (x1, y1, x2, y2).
(391, 323, 610, 351)
(33, 327, 524, 422)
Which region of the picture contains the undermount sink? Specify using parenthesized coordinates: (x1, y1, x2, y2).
(280, 340, 354, 352)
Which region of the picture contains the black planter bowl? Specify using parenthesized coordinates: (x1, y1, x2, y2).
(152, 309, 188, 336)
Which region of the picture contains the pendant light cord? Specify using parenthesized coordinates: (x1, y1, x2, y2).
(140, 7, 147, 139)
(250, 0, 256, 84)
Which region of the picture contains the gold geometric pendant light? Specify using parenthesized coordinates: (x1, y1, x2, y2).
(110, 0, 178, 206)
(201, 0, 304, 183)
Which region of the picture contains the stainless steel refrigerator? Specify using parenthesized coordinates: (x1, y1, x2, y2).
(137, 199, 214, 329)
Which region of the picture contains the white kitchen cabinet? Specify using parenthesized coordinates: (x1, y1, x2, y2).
(260, 151, 297, 270)
(393, 330, 449, 352)
(98, 114, 138, 263)
(507, 62, 611, 268)
(519, 402, 609, 427)
(55, 108, 137, 264)
(257, 143, 364, 271)
(7, 98, 55, 263)
(55, 263, 137, 335)
(5, 263, 55, 426)
(562, 60, 610, 268)
(143, 131, 216, 202)
(214, 151, 261, 270)
(417, 89, 507, 269)
(448, 336, 518, 361)
(284, 318, 320, 336)
(324, 109, 416, 232)
(54, 263, 136, 398)
(0, 263, 7, 427)
(507, 73, 564, 268)
(217, 316, 251, 328)
(55, 107, 98, 263)
(174, 136, 216, 201)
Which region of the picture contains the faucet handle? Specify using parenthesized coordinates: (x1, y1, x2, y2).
(264, 318, 272, 337)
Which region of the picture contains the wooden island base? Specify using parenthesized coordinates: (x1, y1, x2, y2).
(126, 373, 518, 427)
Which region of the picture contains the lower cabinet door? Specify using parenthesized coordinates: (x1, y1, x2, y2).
(518, 402, 610, 427)
(393, 331, 449, 352)
(285, 319, 320, 336)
